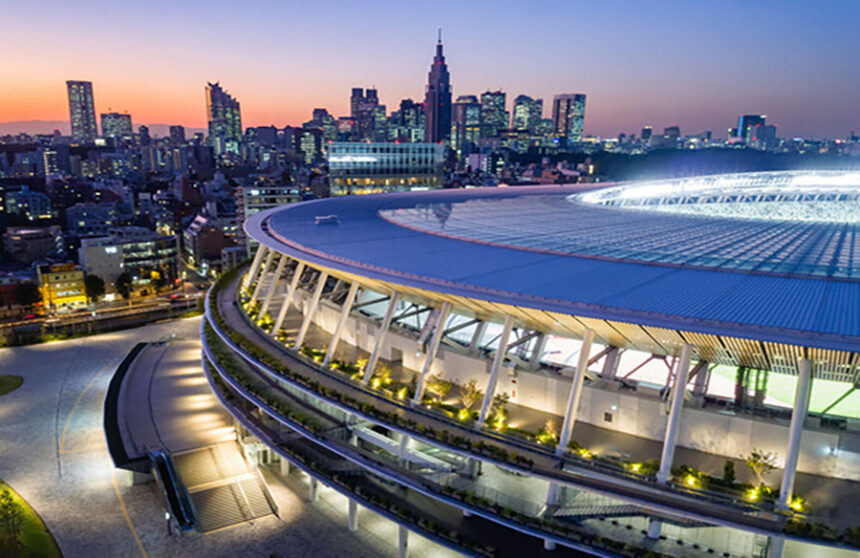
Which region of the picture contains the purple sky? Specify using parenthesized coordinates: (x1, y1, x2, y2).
(3, 0, 859, 139)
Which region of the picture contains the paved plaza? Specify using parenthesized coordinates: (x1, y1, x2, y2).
(0, 316, 455, 557)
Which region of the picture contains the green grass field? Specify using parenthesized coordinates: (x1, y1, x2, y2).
(0, 375, 23, 396)
(712, 365, 859, 419)
(0, 481, 62, 558)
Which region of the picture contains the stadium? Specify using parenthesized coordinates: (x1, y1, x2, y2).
(202, 170, 859, 557)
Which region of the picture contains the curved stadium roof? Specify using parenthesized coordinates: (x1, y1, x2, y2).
(247, 171, 860, 379)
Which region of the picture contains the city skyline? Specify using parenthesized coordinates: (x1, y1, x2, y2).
(3, 0, 860, 139)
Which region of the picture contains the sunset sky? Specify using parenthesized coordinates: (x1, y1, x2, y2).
(2, 0, 859, 139)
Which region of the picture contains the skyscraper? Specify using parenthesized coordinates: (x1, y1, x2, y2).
(205, 82, 242, 152)
(169, 125, 186, 145)
(100, 112, 133, 141)
(737, 115, 766, 142)
(479, 91, 507, 138)
(552, 93, 586, 141)
(452, 95, 481, 156)
(349, 88, 381, 141)
(66, 81, 98, 142)
(423, 30, 452, 143)
(511, 95, 543, 133)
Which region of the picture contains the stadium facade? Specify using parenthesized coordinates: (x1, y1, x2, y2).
(202, 171, 859, 557)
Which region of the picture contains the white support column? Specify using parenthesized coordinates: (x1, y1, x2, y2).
(309, 477, 318, 503)
(411, 302, 451, 404)
(323, 282, 360, 366)
(250, 249, 276, 305)
(767, 535, 785, 558)
(272, 262, 305, 337)
(656, 343, 692, 483)
(398, 525, 408, 558)
(259, 254, 288, 316)
(646, 517, 662, 539)
(348, 498, 358, 532)
(545, 481, 560, 507)
(294, 271, 328, 349)
(600, 346, 622, 380)
(779, 358, 813, 508)
(362, 292, 400, 384)
(529, 333, 549, 370)
(543, 538, 556, 551)
(478, 315, 515, 424)
(469, 320, 488, 352)
(557, 329, 595, 455)
(242, 244, 267, 291)
(398, 434, 409, 465)
(279, 458, 291, 477)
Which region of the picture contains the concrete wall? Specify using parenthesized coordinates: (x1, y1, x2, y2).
(303, 294, 860, 482)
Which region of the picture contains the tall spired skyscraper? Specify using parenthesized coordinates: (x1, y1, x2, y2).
(66, 80, 98, 142)
(205, 82, 242, 153)
(423, 30, 452, 143)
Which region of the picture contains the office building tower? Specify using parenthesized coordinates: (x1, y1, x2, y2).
(452, 95, 481, 156)
(552, 94, 586, 141)
(350, 88, 365, 119)
(169, 125, 186, 144)
(350, 87, 381, 141)
(66, 80, 98, 142)
(100, 112, 133, 141)
(511, 95, 543, 133)
(206, 82, 242, 152)
(392, 99, 425, 142)
(423, 30, 452, 143)
(737, 115, 766, 142)
(480, 91, 507, 138)
(641, 126, 653, 142)
(138, 125, 151, 146)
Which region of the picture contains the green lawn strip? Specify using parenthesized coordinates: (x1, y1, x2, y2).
(711, 366, 859, 419)
(0, 481, 62, 558)
(0, 375, 23, 396)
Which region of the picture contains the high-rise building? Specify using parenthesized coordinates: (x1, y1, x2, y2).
(423, 31, 452, 143)
(737, 115, 766, 142)
(350, 87, 381, 141)
(206, 82, 242, 152)
(66, 80, 98, 142)
(552, 94, 586, 142)
(169, 125, 186, 145)
(480, 91, 507, 139)
(641, 126, 653, 143)
(452, 95, 481, 156)
(100, 112, 133, 141)
(511, 95, 543, 133)
(392, 99, 425, 142)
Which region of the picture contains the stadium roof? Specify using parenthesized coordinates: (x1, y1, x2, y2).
(247, 172, 860, 369)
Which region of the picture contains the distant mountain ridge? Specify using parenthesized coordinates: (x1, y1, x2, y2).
(0, 120, 207, 137)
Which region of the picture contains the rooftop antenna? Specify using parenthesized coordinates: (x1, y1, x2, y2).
(438, 27, 442, 44)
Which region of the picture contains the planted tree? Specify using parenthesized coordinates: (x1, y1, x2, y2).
(460, 379, 483, 410)
(425, 374, 453, 403)
(116, 272, 133, 300)
(744, 448, 778, 486)
(84, 274, 105, 303)
(14, 282, 41, 308)
(723, 460, 736, 484)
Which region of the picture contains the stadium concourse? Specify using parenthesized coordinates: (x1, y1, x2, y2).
(204, 171, 860, 557)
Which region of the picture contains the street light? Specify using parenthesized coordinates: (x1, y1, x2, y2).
(165, 511, 171, 536)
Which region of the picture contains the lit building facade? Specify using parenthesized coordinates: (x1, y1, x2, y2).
(552, 93, 586, 142)
(451, 95, 481, 157)
(327, 142, 445, 195)
(78, 227, 179, 285)
(480, 90, 508, 138)
(206, 82, 242, 154)
(511, 94, 543, 133)
(100, 112, 133, 141)
(37, 263, 86, 309)
(67, 80, 98, 142)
